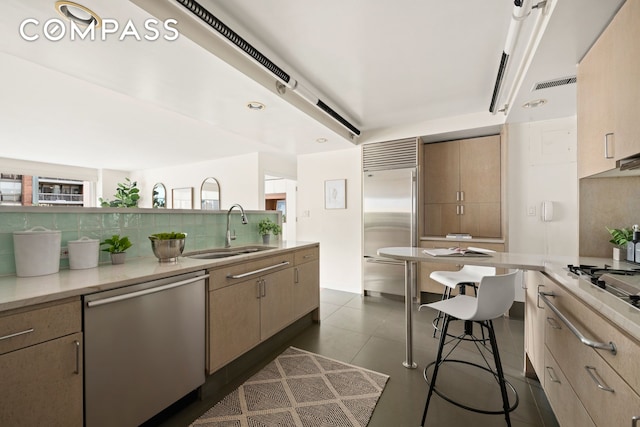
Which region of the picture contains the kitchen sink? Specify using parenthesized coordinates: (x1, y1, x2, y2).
(185, 245, 275, 260)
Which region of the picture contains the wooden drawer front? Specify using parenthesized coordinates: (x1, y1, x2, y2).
(543, 277, 640, 395)
(0, 299, 81, 355)
(294, 246, 319, 265)
(209, 253, 295, 290)
(545, 303, 640, 426)
(0, 332, 83, 426)
(208, 279, 261, 374)
(543, 347, 595, 427)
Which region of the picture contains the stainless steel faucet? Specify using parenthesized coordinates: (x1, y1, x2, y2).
(225, 204, 248, 247)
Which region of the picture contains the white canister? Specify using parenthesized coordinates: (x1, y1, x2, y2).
(68, 236, 99, 270)
(13, 226, 62, 277)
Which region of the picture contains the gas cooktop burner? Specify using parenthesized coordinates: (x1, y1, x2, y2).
(567, 264, 640, 308)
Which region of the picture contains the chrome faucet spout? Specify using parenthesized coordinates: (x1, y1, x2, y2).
(225, 204, 248, 248)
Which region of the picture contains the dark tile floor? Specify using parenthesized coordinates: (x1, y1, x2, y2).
(156, 288, 559, 427)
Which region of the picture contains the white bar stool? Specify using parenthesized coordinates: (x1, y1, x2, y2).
(429, 263, 496, 337)
(419, 271, 519, 427)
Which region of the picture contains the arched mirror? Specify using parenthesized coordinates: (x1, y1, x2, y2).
(200, 177, 220, 210)
(152, 183, 166, 208)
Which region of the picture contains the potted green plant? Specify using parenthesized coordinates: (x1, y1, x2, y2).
(148, 232, 187, 262)
(606, 226, 633, 260)
(258, 218, 281, 245)
(99, 178, 140, 208)
(100, 234, 133, 265)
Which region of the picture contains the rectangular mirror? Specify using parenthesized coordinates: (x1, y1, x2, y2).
(172, 187, 193, 209)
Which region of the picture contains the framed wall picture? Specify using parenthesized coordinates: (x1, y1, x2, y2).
(325, 179, 346, 209)
(172, 187, 193, 209)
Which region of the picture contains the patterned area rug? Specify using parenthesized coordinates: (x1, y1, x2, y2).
(191, 347, 389, 427)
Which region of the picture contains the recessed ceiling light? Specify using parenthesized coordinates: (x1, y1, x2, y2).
(522, 98, 547, 109)
(316, 138, 328, 144)
(55, 1, 102, 27)
(246, 102, 265, 111)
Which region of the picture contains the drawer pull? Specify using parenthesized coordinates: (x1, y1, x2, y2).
(539, 292, 617, 354)
(545, 317, 561, 329)
(227, 261, 290, 279)
(0, 328, 34, 341)
(585, 365, 614, 392)
(545, 366, 560, 383)
(74, 340, 80, 375)
(632, 416, 639, 427)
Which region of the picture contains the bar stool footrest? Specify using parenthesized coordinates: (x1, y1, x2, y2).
(423, 359, 519, 415)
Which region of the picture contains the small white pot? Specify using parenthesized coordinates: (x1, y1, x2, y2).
(613, 247, 623, 261)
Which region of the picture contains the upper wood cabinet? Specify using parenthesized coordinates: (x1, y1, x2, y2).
(424, 135, 501, 237)
(578, 0, 640, 177)
(612, 0, 640, 161)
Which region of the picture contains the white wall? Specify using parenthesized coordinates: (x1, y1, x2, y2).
(297, 148, 362, 293)
(507, 116, 579, 257)
(132, 153, 260, 209)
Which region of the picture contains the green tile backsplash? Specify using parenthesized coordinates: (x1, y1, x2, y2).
(0, 207, 279, 276)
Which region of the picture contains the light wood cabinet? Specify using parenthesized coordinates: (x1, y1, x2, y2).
(0, 299, 83, 426)
(208, 277, 262, 372)
(543, 348, 595, 427)
(418, 240, 504, 294)
(524, 271, 547, 384)
(424, 135, 501, 237)
(577, 10, 616, 178)
(578, 0, 640, 177)
(259, 268, 295, 340)
(534, 274, 640, 427)
(207, 246, 319, 374)
(293, 247, 320, 320)
(612, 0, 640, 161)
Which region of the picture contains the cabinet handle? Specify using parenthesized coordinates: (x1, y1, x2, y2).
(294, 267, 299, 284)
(261, 279, 266, 298)
(539, 292, 617, 354)
(74, 340, 80, 375)
(546, 317, 561, 330)
(460, 205, 464, 215)
(460, 191, 464, 201)
(227, 261, 290, 279)
(0, 328, 34, 341)
(545, 366, 560, 383)
(456, 205, 460, 215)
(604, 133, 614, 159)
(632, 416, 640, 427)
(456, 191, 460, 201)
(585, 365, 614, 392)
(256, 280, 262, 299)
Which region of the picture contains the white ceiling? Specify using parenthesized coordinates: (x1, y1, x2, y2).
(0, 0, 624, 171)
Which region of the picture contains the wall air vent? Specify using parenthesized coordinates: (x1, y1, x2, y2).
(362, 138, 418, 171)
(532, 76, 577, 91)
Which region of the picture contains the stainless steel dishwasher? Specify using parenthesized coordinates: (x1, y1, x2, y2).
(83, 271, 208, 427)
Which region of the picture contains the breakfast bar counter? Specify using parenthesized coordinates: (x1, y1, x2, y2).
(377, 247, 640, 368)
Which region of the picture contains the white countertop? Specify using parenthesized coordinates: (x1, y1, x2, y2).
(0, 241, 318, 313)
(378, 247, 640, 342)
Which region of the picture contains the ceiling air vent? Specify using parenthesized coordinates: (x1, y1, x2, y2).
(532, 76, 577, 91)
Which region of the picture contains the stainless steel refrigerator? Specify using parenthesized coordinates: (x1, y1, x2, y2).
(362, 139, 419, 298)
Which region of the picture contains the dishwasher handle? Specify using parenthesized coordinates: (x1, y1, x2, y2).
(87, 274, 209, 308)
